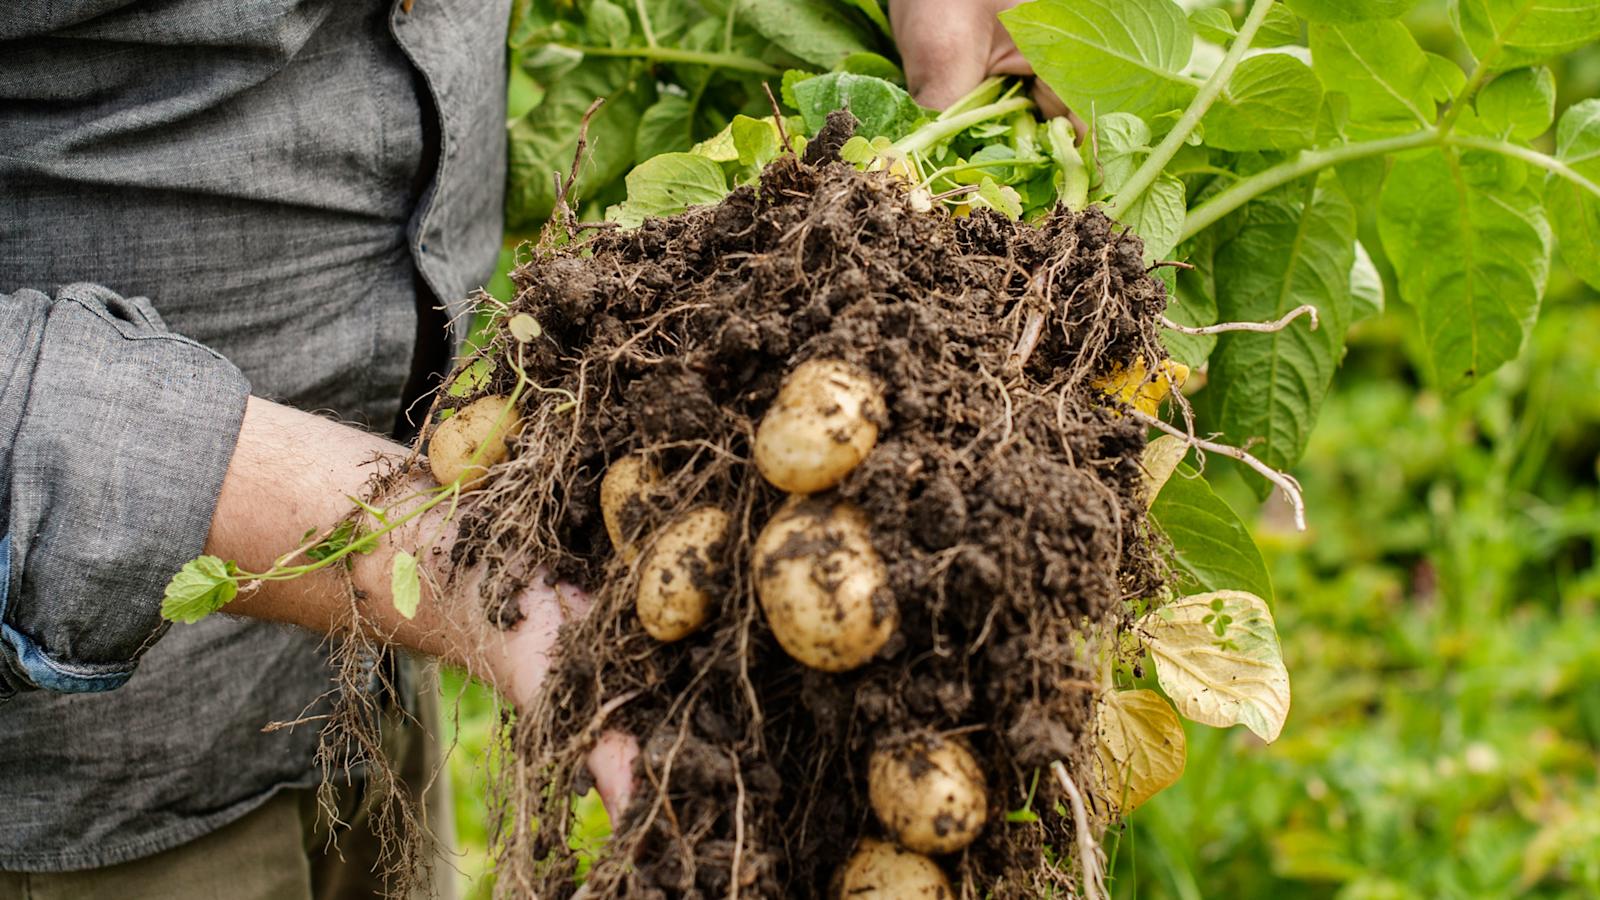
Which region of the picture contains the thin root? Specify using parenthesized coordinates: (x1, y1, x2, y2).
(1132, 409, 1308, 530)
(1159, 303, 1318, 336)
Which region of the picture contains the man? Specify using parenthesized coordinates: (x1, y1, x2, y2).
(0, 1, 1053, 896)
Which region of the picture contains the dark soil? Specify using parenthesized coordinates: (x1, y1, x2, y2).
(455, 112, 1170, 898)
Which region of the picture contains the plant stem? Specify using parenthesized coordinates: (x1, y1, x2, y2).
(553, 44, 779, 76)
(1106, 0, 1277, 221)
(939, 77, 1006, 121)
(1447, 134, 1600, 200)
(1179, 129, 1439, 242)
(632, 0, 658, 48)
(917, 156, 1051, 189)
(892, 97, 1032, 157)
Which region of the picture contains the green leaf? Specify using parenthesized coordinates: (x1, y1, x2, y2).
(839, 50, 903, 82)
(1095, 113, 1155, 194)
(1150, 463, 1274, 602)
(1424, 52, 1468, 103)
(505, 58, 649, 230)
(1000, 0, 1198, 121)
(391, 551, 421, 620)
(1258, 4, 1306, 46)
(306, 520, 367, 563)
(730, 115, 782, 167)
(1204, 175, 1356, 482)
(161, 556, 241, 624)
(1287, 0, 1420, 21)
(1308, 20, 1435, 126)
(635, 94, 697, 160)
(1453, 0, 1600, 70)
(1140, 590, 1291, 742)
(1547, 99, 1600, 291)
(1477, 67, 1557, 141)
(970, 177, 1024, 219)
(1119, 173, 1186, 264)
(789, 71, 925, 139)
(1092, 113, 1185, 262)
(605, 152, 730, 228)
(1203, 53, 1325, 151)
(1349, 240, 1385, 322)
(1189, 7, 1237, 45)
(1379, 147, 1552, 391)
(735, 0, 874, 68)
(839, 0, 892, 36)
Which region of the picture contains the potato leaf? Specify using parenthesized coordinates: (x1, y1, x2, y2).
(1476, 67, 1556, 140)
(1150, 464, 1274, 602)
(1308, 20, 1435, 127)
(790, 72, 925, 139)
(1139, 435, 1190, 507)
(605, 152, 731, 228)
(730, 115, 782, 167)
(391, 551, 421, 620)
(1287, 0, 1419, 22)
(735, 0, 874, 69)
(1202, 53, 1324, 152)
(1188, 7, 1237, 45)
(161, 556, 240, 624)
(1378, 148, 1552, 391)
(1000, 0, 1198, 121)
(1349, 241, 1385, 322)
(1203, 174, 1355, 483)
(1139, 590, 1291, 742)
(1091, 689, 1186, 814)
(1453, 0, 1600, 70)
(635, 94, 697, 160)
(1547, 99, 1600, 291)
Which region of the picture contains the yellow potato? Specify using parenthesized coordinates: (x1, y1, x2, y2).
(600, 453, 660, 562)
(754, 359, 885, 494)
(834, 839, 953, 899)
(635, 507, 729, 642)
(428, 396, 522, 489)
(868, 735, 989, 855)
(752, 499, 894, 672)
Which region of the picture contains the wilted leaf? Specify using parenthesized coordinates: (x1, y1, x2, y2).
(1091, 688, 1187, 814)
(161, 556, 240, 624)
(1141, 590, 1291, 742)
(509, 314, 542, 343)
(1140, 435, 1190, 507)
(391, 550, 421, 620)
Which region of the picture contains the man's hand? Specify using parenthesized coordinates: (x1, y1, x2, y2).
(889, 0, 1073, 120)
(209, 397, 637, 813)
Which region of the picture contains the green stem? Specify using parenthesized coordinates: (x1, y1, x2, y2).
(632, 0, 658, 48)
(891, 97, 1033, 157)
(552, 44, 779, 76)
(918, 156, 1051, 188)
(1437, 3, 1534, 135)
(1447, 134, 1600, 200)
(938, 77, 1006, 121)
(1178, 129, 1440, 242)
(1106, 0, 1277, 221)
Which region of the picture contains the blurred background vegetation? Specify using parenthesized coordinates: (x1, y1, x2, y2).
(436, 1, 1600, 897)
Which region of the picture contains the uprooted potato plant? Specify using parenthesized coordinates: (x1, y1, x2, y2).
(445, 116, 1181, 898)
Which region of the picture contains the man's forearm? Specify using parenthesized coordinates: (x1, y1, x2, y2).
(208, 397, 571, 704)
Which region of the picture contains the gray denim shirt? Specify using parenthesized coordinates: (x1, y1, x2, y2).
(0, 0, 507, 870)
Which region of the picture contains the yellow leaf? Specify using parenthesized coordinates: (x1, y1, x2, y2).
(508, 314, 541, 343)
(1091, 688, 1186, 814)
(1092, 359, 1190, 416)
(1139, 590, 1291, 742)
(1139, 434, 1189, 507)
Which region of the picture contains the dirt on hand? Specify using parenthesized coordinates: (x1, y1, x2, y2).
(454, 111, 1170, 898)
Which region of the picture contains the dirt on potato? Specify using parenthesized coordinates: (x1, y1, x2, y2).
(454, 111, 1170, 898)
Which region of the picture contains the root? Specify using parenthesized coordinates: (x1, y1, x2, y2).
(1132, 409, 1308, 530)
(1159, 303, 1318, 336)
(1051, 761, 1106, 900)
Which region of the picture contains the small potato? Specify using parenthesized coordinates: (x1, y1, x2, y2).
(753, 499, 894, 672)
(636, 507, 729, 642)
(600, 453, 660, 562)
(834, 839, 953, 899)
(869, 735, 988, 855)
(428, 396, 522, 489)
(754, 359, 885, 494)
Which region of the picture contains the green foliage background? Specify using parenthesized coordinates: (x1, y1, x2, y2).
(437, 2, 1600, 898)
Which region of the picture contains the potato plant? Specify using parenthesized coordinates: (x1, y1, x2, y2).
(156, 0, 1600, 897)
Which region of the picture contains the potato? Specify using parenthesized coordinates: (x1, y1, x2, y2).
(868, 735, 988, 855)
(428, 395, 522, 489)
(600, 453, 659, 562)
(754, 359, 885, 494)
(834, 839, 953, 899)
(752, 499, 894, 672)
(636, 507, 729, 642)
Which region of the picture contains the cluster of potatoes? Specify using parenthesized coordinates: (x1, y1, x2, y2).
(430, 360, 991, 896)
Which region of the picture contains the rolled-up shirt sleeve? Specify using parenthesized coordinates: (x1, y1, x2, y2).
(0, 284, 249, 697)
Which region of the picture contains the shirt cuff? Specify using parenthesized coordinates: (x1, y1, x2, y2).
(0, 284, 250, 696)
